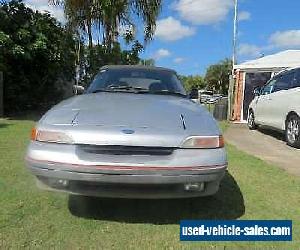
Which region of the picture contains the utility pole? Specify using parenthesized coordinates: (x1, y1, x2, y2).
(227, 0, 238, 120)
(232, 0, 238, 67)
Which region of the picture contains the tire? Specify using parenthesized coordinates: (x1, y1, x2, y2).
(285, 114, 300, 148)
(247, 110, 257, 130)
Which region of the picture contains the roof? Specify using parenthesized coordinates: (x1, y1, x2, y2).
(101, 65, 176, 73)
(234, 50, 300, 70)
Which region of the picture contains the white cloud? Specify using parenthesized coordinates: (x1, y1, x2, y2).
(238, 44, 261, 58)
(238, 11, 251, 21)
(269, 30, 300, 48)
(155, 17, 196, 41)
(173, 57, 185, 64)
(237, 29, 300, 60)
(153, 49, 171, 60)
(24, 0, 65, 23)
(173, 0, 234, 25)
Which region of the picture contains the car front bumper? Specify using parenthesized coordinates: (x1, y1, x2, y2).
(25, 141, 227, 198)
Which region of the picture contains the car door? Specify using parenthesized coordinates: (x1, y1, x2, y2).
(282, 69, 300, 129)
(268, 71, 295, 129)
(255, 78, 277, 125)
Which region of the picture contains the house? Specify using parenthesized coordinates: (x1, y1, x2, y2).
(231, 50, 300, 122)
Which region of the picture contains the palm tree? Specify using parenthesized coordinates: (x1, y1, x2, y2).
(50, 0, 94, 49)
(129, 0, 162, 42)
(92, 0, 128, 50)
(49, 0, 162, 49)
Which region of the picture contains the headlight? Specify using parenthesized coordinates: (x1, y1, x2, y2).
(181, 135, 224, 149)
(30, 128, 73, 144)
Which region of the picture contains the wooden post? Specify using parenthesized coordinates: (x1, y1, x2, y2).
(0, 71, 3, 117)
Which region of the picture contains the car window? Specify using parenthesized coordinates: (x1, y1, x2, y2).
(293, 69, 300, 88)
(87, 68, 186, 96)
(261, 79, 277, 95)
(272, 72, 294, 92)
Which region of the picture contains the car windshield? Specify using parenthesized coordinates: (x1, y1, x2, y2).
(86, 68, 187, 97)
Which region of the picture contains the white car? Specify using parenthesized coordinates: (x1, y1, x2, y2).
(248, 67, 300, 148)
(200, 91, 213, 103)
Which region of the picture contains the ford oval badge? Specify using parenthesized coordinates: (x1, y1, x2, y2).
(122, 129, 135, 134)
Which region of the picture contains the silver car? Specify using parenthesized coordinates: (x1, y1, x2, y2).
(25, 65, 227, 199)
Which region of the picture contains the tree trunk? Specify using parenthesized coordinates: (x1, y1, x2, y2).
(86, 18, 93, 49)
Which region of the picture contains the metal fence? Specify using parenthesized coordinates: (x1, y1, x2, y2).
(213, 97, 228, 121)
(203, 97, 228, 121)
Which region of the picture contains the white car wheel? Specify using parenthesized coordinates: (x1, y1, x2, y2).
(286, 115, 300, 148)
(247, 111, 257, 130)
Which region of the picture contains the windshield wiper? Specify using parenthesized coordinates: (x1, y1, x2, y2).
(107, 85, 149, 93)
(130, 87, 149, 93)
(108, 85, 186, 96)
(91, 89, 114, 94)
(151, 90, 187, 97)
(92, 86, 185, 96)
(107, 85, 131, 90)
(91, 85, 131, 93)
(91, 86, 148, 94)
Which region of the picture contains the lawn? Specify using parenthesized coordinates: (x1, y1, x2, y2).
(1, 118, 300, 249)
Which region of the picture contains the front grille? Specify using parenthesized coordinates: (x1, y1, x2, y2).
(79, 145, 175, 156)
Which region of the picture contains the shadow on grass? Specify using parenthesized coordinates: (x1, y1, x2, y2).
(4, 111, 44, 122)
(8, 113, 41, 122)
(257, 127, 285, 142)
(68, 172, 245, 224)
(0, 123, 11, 129)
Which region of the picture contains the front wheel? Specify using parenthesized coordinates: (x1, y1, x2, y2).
(247, 111, 257, 130)
(286, 114, 300, 148)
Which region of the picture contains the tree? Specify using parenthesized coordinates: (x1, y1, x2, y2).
(179, 75, 206, 91)
(81, 40, 144, 85)
(204, 58, 232, 95)
(0, 0, 76, 114)
(56, 0, 95, 49)
(50, 0, 162, 50)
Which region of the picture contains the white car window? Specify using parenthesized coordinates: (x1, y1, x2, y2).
(261, 79, 277, 95)
(293, 69, 300, 88)
(273, 72, 294, 92)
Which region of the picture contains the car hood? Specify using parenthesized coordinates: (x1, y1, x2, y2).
(39, 92, 220, 147)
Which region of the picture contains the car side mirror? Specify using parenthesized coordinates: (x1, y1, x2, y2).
(73, 85, 85, 95)
(188, 88, 199, 99)
(253, 87, 261, 96)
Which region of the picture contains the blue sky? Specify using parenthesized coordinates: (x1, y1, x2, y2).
(24, 0, 300, 75)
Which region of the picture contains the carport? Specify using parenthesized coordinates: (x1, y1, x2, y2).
(231, 50, 300, 122)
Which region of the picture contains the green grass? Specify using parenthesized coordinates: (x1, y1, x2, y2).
(1, 118, 300, 249)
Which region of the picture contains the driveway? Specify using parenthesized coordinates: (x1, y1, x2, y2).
(224, 123, 300, 176)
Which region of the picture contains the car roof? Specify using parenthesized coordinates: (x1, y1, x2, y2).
(275, 66, 300, 77)
(100, 65, 176, 73)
